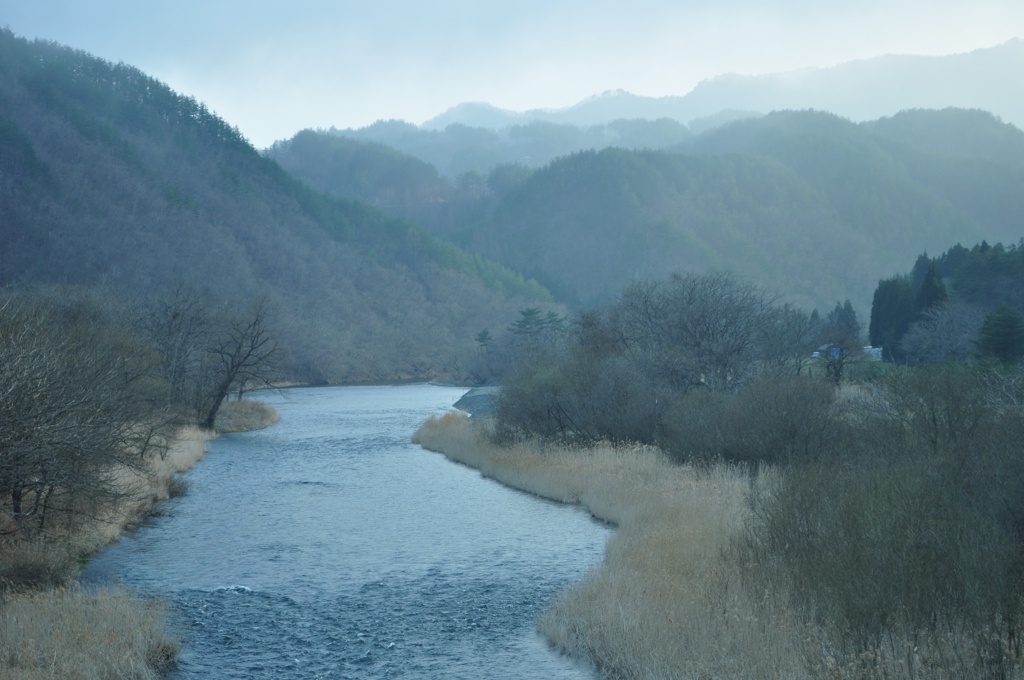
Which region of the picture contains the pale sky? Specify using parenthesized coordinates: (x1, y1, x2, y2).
(3, 1, 1023, 147)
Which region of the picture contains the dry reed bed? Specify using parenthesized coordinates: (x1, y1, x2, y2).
(0, 586, 178, 679)
(413, 411, 809, 679)
(0, 425, 213, 679)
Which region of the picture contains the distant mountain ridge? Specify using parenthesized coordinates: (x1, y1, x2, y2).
(422, 40, 1024, 131)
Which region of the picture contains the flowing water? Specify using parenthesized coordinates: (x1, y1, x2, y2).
(83, 384, 610, 679)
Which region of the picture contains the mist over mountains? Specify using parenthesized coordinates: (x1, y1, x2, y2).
(272, 107, 1024, 316)
(4, 27, 1024, 385)
(423, 39, 1024, 132)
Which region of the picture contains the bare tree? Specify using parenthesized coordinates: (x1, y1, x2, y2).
(611, 272, 779, 391)
(136, 285, 212, 416)
(0, 291, 169, 537)
(199, 300, 278, 430)
(900, 301, 985, 364)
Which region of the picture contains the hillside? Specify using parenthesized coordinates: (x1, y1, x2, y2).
(0, 30, 550, 383)
(276, 108, 1024, 317)
(317, 117, 693, 177)
(463, 146, 872, 312)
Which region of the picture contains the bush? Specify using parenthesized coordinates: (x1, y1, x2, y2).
(0, 540, 79, 594)
(738, 364, 1024, 675)
(659, 373, 838, 465)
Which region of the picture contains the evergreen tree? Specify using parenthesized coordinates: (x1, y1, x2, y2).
(977, 304, 1024, 362)
(826, 300, 861, 348)
(914, 261, 948, 317)
(869, 275, 915, 360)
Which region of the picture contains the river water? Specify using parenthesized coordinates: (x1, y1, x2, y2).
(83, 384, 610, 679)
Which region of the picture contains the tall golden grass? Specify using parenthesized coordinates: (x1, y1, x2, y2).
(214, 398, 281, 433)
(0, 586, 178, 679)
(0, 426, 212, 679)
(416, 409, 1024, 679)
(413, 411, 809, 679)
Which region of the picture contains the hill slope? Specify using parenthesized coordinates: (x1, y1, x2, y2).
(272, 108, 1024, 317)
(0, 30, 549, 382)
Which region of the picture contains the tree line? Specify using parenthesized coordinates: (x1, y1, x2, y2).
(484, 272, 860, 447)
(0, 285, 276, 538)
(870, 239, 1024, 364)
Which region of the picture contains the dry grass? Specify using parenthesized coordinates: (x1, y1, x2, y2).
(413, 411, 810, 679)
(77, 426, 212, 549)
(214, 398, 281, 433)
(0, 585, 178, 679)
(0, 426, 210, 678)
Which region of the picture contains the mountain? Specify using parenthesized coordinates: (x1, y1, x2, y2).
(323, 117, 692, 177)
(267, 130, 456, 229)
(423, 40, 1024, 132)
(277, 107, 1024, 317)
(0, 29, 550, 383)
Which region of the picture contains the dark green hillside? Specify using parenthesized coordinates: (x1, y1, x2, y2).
(863, 108, 1024, 235)
(464, 147, 871, 311)
(683, 111, 978, 255)
(0, 29, 549, 382)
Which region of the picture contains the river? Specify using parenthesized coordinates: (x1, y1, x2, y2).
(83, 384, 610, 679)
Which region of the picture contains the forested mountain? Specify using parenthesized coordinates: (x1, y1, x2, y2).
(0, 30, 550, 383)
(266, 130, 460, 234)
(462, 145, 872, 311)
(423, 39, 1024, 132)
(314, 117, 694, 177)
(279, 107, 1024, 316)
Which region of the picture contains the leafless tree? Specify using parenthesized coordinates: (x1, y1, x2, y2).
(0, 291, 170, 537)
(900, 301, 985, 364)
(199, 300, 278, 430)
(611, 272, 780, 391)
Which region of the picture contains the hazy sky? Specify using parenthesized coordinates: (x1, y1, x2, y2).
(3, 1, 1023, 147)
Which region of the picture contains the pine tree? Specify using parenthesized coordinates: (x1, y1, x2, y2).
(869, 276, 915, 360)
(914, 261, 947, 317)
(977, 304, 1024, 362)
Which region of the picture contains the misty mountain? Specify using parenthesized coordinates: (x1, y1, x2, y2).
(275, 107, 1024, 317)
(499, 108, 1024, 313)
(0, 30, 550, 383)
(267, 130, 456, 228)
(424, 40, 1024, 133)
(321, 117, 693, 177)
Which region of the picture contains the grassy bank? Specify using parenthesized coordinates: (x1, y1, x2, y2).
(0, 425, 212, 679)
(412, 412, 808, 679)
(1, 398, 278, 679)
(414, 406, 1024, 679)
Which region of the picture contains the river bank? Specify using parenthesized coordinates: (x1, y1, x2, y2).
(0, 399, 278, 679)
(412, 411, 808, 680)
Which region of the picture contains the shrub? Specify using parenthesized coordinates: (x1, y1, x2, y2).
(0, 540, 79, 594)
(659, 373, 838, 465)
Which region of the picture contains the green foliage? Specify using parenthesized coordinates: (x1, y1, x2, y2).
(913, 260, 948, 315)
(978, 303, 1024, 363)
(869, 275, 915, 360)
(872, 239, 1024, 365)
